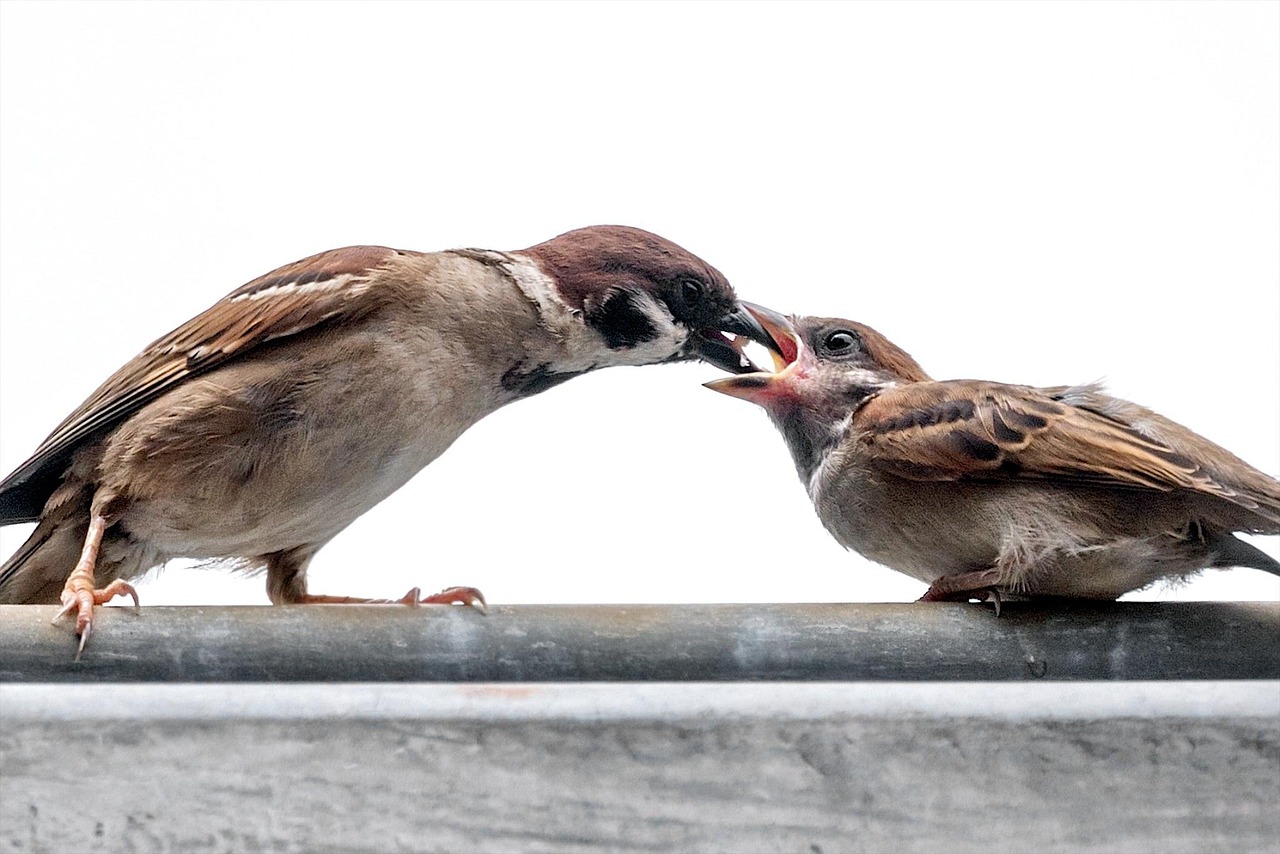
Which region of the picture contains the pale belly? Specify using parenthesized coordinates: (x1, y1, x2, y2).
(100, 332, 496, 560)
(119, 425, 467, 559)
(810, 463, 1205, 599)
(812, 475, 1000, 585)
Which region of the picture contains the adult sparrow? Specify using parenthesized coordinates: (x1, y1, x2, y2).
(0, 226, 773, 656)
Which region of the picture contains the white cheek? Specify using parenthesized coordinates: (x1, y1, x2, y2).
(502, 254, 690, 370)
(845, 367, 897, 391)
(605, 297, 688, 367)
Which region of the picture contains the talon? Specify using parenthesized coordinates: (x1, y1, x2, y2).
(75, 601, 94, 638)
(919, 568, 1004, 612)
(300, 585, 488, 613)
(100, 579, 142, 615)
(74, 624, 90, 663)
(419, 585, 488, 615)
(56, 580, 139, 659)
(52, 599, 77, 625)
(53, 512, 138, 659)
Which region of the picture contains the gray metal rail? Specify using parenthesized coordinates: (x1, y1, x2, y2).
(1, 601, 1277, 681)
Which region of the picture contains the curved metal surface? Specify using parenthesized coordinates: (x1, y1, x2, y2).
(1, 601, 1276, 682)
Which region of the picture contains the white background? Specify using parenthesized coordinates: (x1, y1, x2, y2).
(1, 1, 1276, 606)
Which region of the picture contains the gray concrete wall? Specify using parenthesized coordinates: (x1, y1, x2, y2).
(3, 682, 1278, 853)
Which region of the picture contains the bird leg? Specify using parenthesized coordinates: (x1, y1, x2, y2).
(298, 585, 487, 614)
(52, 512, 140, 660)
(919, 568, 1004, 616)
(265, 549, 486, 613)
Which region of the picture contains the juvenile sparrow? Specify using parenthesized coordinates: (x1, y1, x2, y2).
(0, 226, 772, 656)
(708, 305, 1280, 605)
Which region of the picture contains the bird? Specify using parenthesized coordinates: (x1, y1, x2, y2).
(0, 225, 774, 656)
(706, 304, 1280, 606)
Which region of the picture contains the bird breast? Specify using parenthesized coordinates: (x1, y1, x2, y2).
(96, 256, 550, 559)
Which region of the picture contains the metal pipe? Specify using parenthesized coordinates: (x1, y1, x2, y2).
(2, 601, 1276, 682)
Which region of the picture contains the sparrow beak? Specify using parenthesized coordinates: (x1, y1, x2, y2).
(702, 303, 801, 402)
(690, 302, 783, 375)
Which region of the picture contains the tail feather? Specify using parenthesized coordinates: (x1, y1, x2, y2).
(1209, 534, 1280, 577)
(0, 481, 94, 604)
(0, 518, 88, 603)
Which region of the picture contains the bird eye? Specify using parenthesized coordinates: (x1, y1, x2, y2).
(823, 330, 859, 354)
(680, 278, 704, 306)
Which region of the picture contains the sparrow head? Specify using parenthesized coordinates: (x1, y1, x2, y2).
(523, 225, 775, 374)
(705, 305, 931, 476)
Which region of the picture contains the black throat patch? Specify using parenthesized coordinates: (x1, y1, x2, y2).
(501, 361, 582, 398)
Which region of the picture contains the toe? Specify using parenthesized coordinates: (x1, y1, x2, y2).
(419, 586, 488, 614)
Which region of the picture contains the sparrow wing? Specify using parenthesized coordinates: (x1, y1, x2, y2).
(0, 245, 406, 523)
(856, 380, 1280, 527)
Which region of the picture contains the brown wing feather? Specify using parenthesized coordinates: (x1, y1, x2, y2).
(0, 246, 404, 523)
(856, 380, 1280, 528)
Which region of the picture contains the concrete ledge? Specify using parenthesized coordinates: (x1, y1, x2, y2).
(3, 682, 1277, 853)
(3, 680, 1278, 721)
(2, 681, 1280, 722)
(2, 601, 1278, 682)
(4, 604, 1277, 851)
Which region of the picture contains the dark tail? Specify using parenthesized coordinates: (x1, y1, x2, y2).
(0, 487, 92, 604)
(1210, 534, 1280, 577)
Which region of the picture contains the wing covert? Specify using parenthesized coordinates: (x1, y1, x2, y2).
(0, 245, 403, 523)
(855, 380, 1226, 497)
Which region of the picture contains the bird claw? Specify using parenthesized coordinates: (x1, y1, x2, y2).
(980, 586, 1002, 618)
(52, 598, 77, 624)
(402, 585, 488, 615)
(52, 579, 141, 661)
(943, 585, 1003, 617)
(918, 569, 1004, 616)
(76, 623, 91, 662)
(300, 585, 488, 613)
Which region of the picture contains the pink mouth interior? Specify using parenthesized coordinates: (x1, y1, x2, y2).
(774, 326, 799, 368)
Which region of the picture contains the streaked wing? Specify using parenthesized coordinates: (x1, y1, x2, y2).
(0, 245, 403, 522)
(855, 380, 1244, 500)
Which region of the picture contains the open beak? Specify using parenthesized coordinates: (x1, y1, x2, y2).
(690, 302, 784, 375)
(703, 303, 801, 402)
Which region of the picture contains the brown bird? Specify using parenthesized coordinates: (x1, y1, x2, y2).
(707, 305, 1280, 605)
(0, 225, 773, 656)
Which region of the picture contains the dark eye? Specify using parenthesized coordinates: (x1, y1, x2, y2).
(823, 330, 859, 354)
(679, 278, 704, 306)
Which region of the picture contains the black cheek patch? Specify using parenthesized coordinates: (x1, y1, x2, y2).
(587, 289, 660, 350)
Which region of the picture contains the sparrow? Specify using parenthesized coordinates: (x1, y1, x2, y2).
(707, 305, 1280, 606)
(0, 225, 774, 656)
